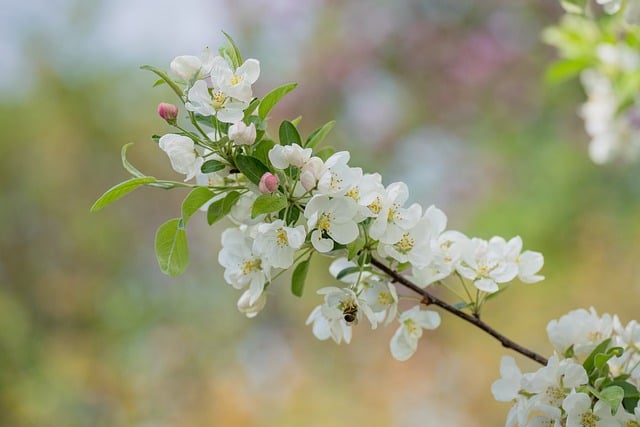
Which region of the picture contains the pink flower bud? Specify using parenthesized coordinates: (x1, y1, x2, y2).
(259, 172, 279, 194)
(157, 102, 178, 122)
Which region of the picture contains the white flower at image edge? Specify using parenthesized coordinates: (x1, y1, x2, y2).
(563, 392, 617, 427)
(390, 306, 440, 361)
(169, 47, 215, 81)
(158, 134, 203, 181)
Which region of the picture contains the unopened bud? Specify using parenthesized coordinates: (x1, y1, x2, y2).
(259, 172, 279, 194)
(157, 102, 178, 123)
(237, 290, 267, 318)
(229, 122, 257, 146)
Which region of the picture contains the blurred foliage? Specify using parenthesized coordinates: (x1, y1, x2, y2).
(2, 0, 640, 426)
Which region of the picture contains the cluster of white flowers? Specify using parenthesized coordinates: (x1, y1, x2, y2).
(580, 47, 640, 164)
(147, 45, 546, 361)
(493, 308, 640, 426)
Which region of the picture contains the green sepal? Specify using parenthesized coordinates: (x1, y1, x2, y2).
(235, 155, 270, 185)
(346, 233, 366, 261)
(251, 192, 288, 218)
(258, 83, 297, 120)
(201, 159, 227, 174)
(91, 177, 157, 212)
(291, 259, 310, 297)
(305, 120, 336, 149)
(207, 191, 241, 225)
(181, 187, 216, 224)
(155, 218, 189, 276)
(279, 120, 302, 146)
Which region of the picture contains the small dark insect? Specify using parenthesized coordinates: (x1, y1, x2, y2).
(342, 303, 359, 325)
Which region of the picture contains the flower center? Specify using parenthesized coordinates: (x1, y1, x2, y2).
(329, 173, 343, 192)
(403, 318, 420, 337)
(241, 258, 262, 275)
(211, 90, 227, 108)
(377, 291, 394, 305)
(543, 386, 565, 407)
(276, 228, 289, 247)
(580, 411, 598, 427)
(387, 203, 401, 223)
(345, 187, 360, 201)
(368, 196, 382, 215)
(341, 300, 359, 325)
(393, 232, 415, 254)
(318, 212, 332, 233)
(230, 74, 243, 86)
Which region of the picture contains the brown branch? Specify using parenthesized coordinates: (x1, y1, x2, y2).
(370, 257, 548, 366)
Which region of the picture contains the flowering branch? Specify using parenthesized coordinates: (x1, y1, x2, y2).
(369, 257, 549, 366)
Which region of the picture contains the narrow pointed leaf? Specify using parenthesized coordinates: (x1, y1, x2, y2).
(91, 177, 157, 212)
(258, 83, 297, 120)
(305, 120, 336, 149)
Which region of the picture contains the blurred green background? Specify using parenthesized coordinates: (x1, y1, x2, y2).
(2, 0, 640, 425)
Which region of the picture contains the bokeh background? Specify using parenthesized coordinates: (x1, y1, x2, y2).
(2, 0, 640, 425)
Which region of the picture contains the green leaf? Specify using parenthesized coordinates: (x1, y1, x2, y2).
(181, 187, 216, 224)
(251, 192, 288, 218)
(201, 159, 227, 173)
(222, 31, 243, 69)
(235, 155, 270, 185)
(291, 259, 310, 297)
(545, 59, 590, 85)
(305, 120, 336, 149)
(583, 338, 612, 375)
(251, 139, 275, 167)
(291, 116, 302, 126)
(258, 83, 297, 120)
(279, 120, 302, 146)
(152, 78, 166, 87)
(207, 191, 241, 225)
(121, 143, 146, 178)
(155, 218, 189, 276)
(315, 146, 335, 161)
(336, 266, 362, 281)
(91, 177, 157, 212)
(243, 98, 260, 121)
(600, 385, 624, 413)
(140, 65, 184, 100)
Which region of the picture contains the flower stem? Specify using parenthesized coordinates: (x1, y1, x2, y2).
(369, 257, 548, 366)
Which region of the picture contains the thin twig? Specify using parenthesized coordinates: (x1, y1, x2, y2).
(370, 257, 548, 366)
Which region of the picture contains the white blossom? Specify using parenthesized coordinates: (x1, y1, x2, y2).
(317, 151, 362, 197)
(185, 79, 247, 123)
(521, 355, 588, 410)
(389, 306, 440, 361)
(456, 237, 519, 293)
(158, 134, 203, 181)
(300, 156, 324, 191)
(210, 56, 260, 103)
(304, 195, 360, 252)
(491, 356, 523, 402)
(228, 121, 257, 146)
(237, 289, 267, 318)
(218, 227, 270, 304)
(170, 47, 215, 81)
(546, 307, 614, 357)
(563, 393, 617, 427)
(269, 143, 312, 169)
(252, 220, 306, 269)
(368, 182, 422, 244)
